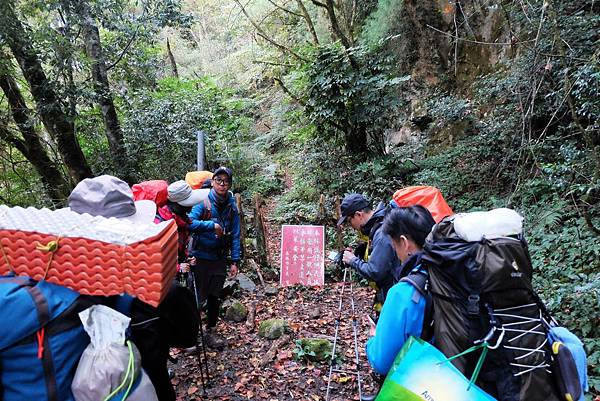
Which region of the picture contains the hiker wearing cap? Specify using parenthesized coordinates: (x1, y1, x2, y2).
(188, 166, 241, 349)
(365, 206, 436, 376)
(157, 181, 209, 265)
(68, 175, 199, 401)
(338, 193, 401, 312)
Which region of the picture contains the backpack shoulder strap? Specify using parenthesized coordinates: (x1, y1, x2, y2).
(201, 199, 212, 220)
(401, 269, 434, 341)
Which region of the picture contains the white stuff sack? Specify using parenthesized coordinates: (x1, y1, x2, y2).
(453, 208, 524, 242)
(71, 305, 158, 401)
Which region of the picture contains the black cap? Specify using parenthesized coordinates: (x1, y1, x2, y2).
(337, 193, 370, 226)
(213, 166, 233, 179)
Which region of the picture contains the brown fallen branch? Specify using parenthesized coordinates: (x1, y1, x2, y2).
(246, 302, 257, 330)
(299, 330, 335, 341)
(247, 258, 266, 287)
(260, 334, 291, 367)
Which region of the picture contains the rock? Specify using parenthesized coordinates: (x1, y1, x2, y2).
(237, 273, 256, 292)
(225, 301, 248, 322)
(295, 338, 333, 362)
(221, 299, 234, 310)
(258, 319, 288, 340)
(309, 308, 321, 319)
(221, 279, 238, 298)
(264, 285, 278, 296)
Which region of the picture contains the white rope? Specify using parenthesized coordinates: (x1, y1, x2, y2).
(494, 303, 538, 312)
(494, 313, 541, 322)
(510, 361, 551, 376)
(503, 327, 546, 336)
(505, 338, 548, 360)
(506, 323, 543, 343)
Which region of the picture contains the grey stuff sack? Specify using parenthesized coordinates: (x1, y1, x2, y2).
(71, 305, 158, 401)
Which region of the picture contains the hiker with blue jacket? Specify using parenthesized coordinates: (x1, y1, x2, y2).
(188, 166, 241, 349)
(365, 205, 435, 376)
(339, 193, 401, 311)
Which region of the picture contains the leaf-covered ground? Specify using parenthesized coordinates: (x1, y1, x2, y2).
(172, 184, 377, 400)
(171, 283, 377, 401)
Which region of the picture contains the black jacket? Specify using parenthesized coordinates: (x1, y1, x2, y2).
(350, 203, 401, 301)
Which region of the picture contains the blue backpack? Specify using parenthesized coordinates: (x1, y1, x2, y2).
(0, 275, 91, 401)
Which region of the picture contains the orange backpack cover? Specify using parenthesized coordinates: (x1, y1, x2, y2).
(132, 180, 169, 207)
(392, 186, 453, 223)
(185, 171, 213, 190)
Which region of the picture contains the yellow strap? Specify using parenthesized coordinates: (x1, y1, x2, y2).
(364, 239, 370, 261)
(0, 240, 15, 274)
(36, 237, 61, 280)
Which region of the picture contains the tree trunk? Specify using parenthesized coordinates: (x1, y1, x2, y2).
(0, 74, 72, 203)
(296, 0, 320, 45)
(0, 1, 92, 183)
(74, 0, 134, 183)
(166, 38, 179, 78)
(345, 122, 368, 154)
(313, 0, 357, 68)
(253, 194, 268, 267)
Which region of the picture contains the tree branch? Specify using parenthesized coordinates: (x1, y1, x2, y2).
(266, 0, 303, 17)
(296, 0, 319, 45)
(314, 0, 357, 68)
(0, 124, 28, 157)
(234, 0, 308, 62)
(253, 59, 296, 67)
(273, 76, 305, 106)
(106, 25, 140, 71)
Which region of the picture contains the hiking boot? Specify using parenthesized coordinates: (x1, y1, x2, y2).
(360, 393, 378, 401)
(205, 328, 225, 350)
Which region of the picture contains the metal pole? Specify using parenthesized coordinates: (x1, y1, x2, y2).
(325, 259, 364, 401)
(196, 131, 205, 170)
(348, 268, 363, 400)
(190, 270, 209, 393)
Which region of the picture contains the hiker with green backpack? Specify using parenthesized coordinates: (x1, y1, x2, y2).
(369, 204, 588, 401)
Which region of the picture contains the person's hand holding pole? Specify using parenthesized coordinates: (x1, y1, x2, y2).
(229, 263, 238, 278)
(342, 247, 355, 265)
(366, 314, 376, 337)
(214, 223, 224, 238)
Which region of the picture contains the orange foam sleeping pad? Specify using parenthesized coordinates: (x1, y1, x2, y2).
(0, 221, 178, 307)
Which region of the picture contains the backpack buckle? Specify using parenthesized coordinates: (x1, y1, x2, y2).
(467, 295, 480, 315)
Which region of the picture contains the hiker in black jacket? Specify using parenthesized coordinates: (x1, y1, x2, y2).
(338, 193, 401, 310)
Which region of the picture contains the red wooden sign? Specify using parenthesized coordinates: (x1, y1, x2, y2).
(280, 225, 325, 287)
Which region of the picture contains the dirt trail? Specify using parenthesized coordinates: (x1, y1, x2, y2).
(172, 172, 376, 400)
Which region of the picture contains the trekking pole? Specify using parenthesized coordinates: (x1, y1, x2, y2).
(190, 270, 210, 393)
(347, 267, 363, 400)
(325, 253, 364, 401)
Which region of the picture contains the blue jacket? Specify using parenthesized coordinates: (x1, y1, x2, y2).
(188, 191, 241, 262)
(348, 204, 401, 301)
(365, 261, 427, 375)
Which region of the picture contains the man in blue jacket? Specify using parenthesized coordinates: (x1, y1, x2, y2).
(339, 193, 401, 311)
(189, 166, 241, 349)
